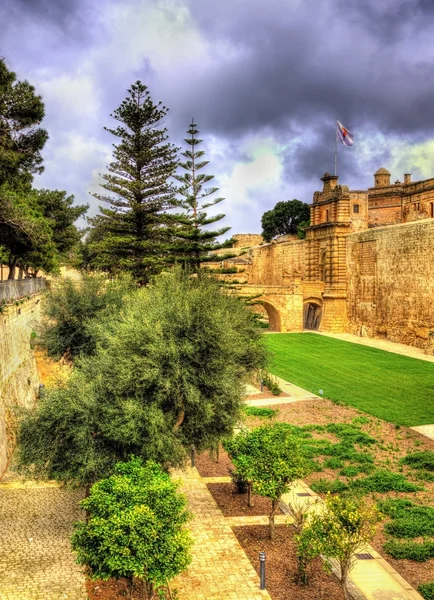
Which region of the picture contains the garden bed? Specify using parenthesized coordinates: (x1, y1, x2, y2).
(207, 482, 283, 517)
(232, 524, 345, 600)
(86, 578, 172, 600)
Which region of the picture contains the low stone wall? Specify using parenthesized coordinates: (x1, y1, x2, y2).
(0, 294, 42, 476)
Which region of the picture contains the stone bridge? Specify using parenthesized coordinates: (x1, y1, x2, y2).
(232, 284, 304, 332)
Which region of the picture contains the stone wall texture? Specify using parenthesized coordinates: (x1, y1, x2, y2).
(346, 219, 434, 351)
(247, 239, 306, 286)
(0, 294, 42, 476)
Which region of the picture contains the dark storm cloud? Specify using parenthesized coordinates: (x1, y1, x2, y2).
(179, 0, 434, 142)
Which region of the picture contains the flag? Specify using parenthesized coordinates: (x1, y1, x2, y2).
(336, 120, 354, 146)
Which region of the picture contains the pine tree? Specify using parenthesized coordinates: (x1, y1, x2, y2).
(90, 81, 178, 282)
(170, 120, 232, 270)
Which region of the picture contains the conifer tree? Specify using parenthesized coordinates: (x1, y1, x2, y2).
(170, 120, 232, 270)
(89, 81, 178, 282)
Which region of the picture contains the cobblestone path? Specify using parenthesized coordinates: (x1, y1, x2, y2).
(172, 467, 271, 600)
(0, 486, 87, 600)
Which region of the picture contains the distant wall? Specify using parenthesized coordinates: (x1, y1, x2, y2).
(248, 239, 307, 286)
(346, 220, 434, 351)
(0, 295, 42, 476)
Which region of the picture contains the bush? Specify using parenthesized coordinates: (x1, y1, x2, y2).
(383, 539, 434, 562)
(242, 406, 277, 419)
(261, 372, 282, 396)
(378, 498, 434, 538)
(310, 478, 348, 494)
(419, 582, 434, 600)
(403, 451, 434, 472)
(352, 470, 422, 493)
(71, 459, 192, 599)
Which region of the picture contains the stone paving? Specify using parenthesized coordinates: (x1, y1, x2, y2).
(172, 467, 271, 600)
(0, 482, 87, 600)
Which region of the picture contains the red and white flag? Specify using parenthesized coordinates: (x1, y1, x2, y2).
(336, 120, 354, 146)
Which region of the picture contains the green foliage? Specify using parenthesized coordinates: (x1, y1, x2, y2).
(242, 406, 278, 419)
(89, 81, 178, 282)
(310, 479, 348, 494)
(402, 451, 434, 472)
(261, 371, 281, 395)
(265, 333, 434, 426)
(352, 470, 422, 493)
(169, 120, 232, 270)
(0, 58, 47, 186)
(297, 494, 380, 595)
(378, 498, 434, 538)
(261, 199, 310, 242)
(383, 539, 434, 562)
(71, 458, 192, 598)
(38, 274, 134, 360)
(224, 423, 311, 538)
(19, 268, 266, 485)
(419, 582, 434, 600)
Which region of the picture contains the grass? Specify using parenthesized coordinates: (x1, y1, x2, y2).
(265, 333, 434, 426)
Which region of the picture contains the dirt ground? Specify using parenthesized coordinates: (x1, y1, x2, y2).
(233, 524, 345, 600)
(199, 395, 434, 593)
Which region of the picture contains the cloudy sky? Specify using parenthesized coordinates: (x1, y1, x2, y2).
(2, 0, 434, 235)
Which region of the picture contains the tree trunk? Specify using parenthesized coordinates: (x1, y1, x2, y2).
(145, 580, 154, 599)
(269, 499, 280, 539)
(340, 561, 351, 600)
(126, 576, 134, 600)
(7, 256, 17, 279)
(247, 482, 253, 507)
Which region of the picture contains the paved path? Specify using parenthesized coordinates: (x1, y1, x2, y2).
(314, 331, 434, 363)
(0, 480, 87, 600)
(172, 467, 271, 600)
(244, 376, 321, 407)
(410, 424, 434, 441)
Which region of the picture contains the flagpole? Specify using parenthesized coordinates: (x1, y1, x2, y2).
(334, 120, 338, 176)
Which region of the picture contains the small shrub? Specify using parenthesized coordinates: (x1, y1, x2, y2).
(352, 416, 370, 425)
(324, 423, 375, 446)
(310, 478, 348, 494)
(419, 582, 434, 600)
(383, 539, 434, 562)
(261, 372, 282, 396)
(242, 406, 278, 419)
(339, 466, 364, 478)
(378, 498, 434, 538)
(324, 457, 344, 470)
(403, 451, 434, 472)
(352, 470, 422, 493)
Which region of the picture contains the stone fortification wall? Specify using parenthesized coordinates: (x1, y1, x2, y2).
(346, 219, 434, 352)
(0, 295, 42, 476)
(248, 239, 307, 286)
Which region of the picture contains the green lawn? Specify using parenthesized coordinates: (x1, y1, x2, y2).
(265, 333, 434, 427)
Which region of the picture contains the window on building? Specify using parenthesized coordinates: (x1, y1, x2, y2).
(431, 203, 434, 218)
(325, 209, 329, 221)
(353, 204, 360, 214)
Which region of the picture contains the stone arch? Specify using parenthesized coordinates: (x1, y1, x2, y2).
(261, 299, 282, 332)
(303, 298, 322, 330)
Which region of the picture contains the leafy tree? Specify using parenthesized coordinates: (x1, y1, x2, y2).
(71, 458, 192, 600)
(18, 267, 266, 486)
(0, 58, 48, 187)
(261, 199, 310, 242)
(89, 81, 178, 282)
(224, 423, 310, 538)
(169, 120, 232, 269)
(0, 183, 55, 278)
(34, 189, 88, 259)
(297, 494, 380, 598)
(38, 273, 135, 361)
